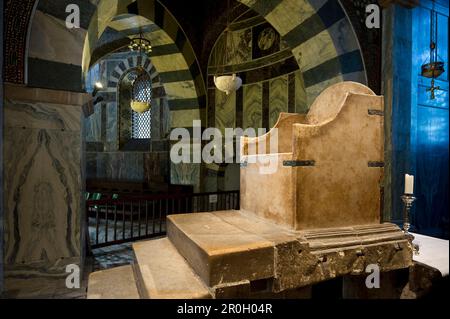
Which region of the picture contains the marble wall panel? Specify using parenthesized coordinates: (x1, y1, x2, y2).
(170, 109, 201, 128)
(151, 99, 161, 140)
(161, 98, 171, 138)
(171, 162, 201, 193)
(150, 54, 189, 72)
(96, 152, 144, 182)
(87, 151, 171, 184)
(165, 81, 198, 100)
(243, 83, 263, 131)
(215, 89, 236, 134)
(3, 99, 82, 278)
(227, 29, 253, 65)
(105, 102, 117, 150)
(85, 104, 102, 142)
(144, 152, 170, 184)
(4, 129, 81, 266)
(5, 99, 82, 131)
(269, 76, 288, 128)
(327, 18, 360, 56)
(295, 70, 308, 113)
(86, 152, 98, 180)
(0, 1, 3, 292)
(264, 0, 316, 36)
(292, 29, 338, 72)
(28, 10, 86, 66)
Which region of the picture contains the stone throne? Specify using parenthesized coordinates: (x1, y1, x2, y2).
(88, 82, 413, 299)
(240, 81, 384, 230)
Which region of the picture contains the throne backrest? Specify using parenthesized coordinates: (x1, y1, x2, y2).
(306, 82, 376, 125)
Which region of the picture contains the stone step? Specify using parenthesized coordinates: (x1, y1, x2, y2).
(167, 211, 413, 293)
(166, 211, 297, 288)
(87, 265, 141, 299)
(132, 238, 212, 299)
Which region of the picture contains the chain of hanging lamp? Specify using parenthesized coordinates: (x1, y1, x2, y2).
(128, 29, 153, 113)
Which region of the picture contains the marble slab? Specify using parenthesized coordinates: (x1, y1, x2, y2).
(5, 99, 82, 132)
(327, 18, 360, 56)
(295, 71, 308, 113)
(28, 10, 86, 66)
(160, 98, 171, 138)
(85, 104, 102, 142)
(3, 127, 82, 269)
(170, 162, 201, 193)
(150, 54, 189, 73)
(170, 109, 201, 129)
(291, 29, 337, 73)
(144, 152, 170, 184)
(151, 99, 161, 140)
(243, 83, 263, 131)
(264, 0, 316, 36)
(95, 152, 144, 182)
(269, 76, 288, 128)
(165, 80, 198, 100)
(215, 89, 236, 134)
(106, 102, 117, 149)
(218, 28, 252, 66)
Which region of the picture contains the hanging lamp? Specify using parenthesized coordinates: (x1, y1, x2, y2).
(128, 29, 152, 113)
(214, 0, 242, 95)
(421, 0, 445, 100)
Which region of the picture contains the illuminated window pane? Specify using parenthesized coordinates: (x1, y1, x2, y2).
(132, 110, 152, 139)
(130, 71, 152, 139)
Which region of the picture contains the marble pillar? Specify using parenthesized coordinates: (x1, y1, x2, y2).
(0, 1, 4, 295)
(382, 6, 413, 223)
(3, 84, 87, 297)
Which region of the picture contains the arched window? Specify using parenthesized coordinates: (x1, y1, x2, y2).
(131, 71, 152, 139)
(119, 68, 152, 143)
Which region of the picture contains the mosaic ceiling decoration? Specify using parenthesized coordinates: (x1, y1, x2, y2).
(4, 0, 37, 84)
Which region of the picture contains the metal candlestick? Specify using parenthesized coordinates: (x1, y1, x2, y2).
(401, 194, 416, 234)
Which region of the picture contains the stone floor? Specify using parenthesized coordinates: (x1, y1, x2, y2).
(1, 242, 144, 299)
(88, 217, 166, 247)
(92, 243, 136, 271)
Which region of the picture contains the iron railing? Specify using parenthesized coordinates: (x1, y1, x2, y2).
(86, 191, 240, 249)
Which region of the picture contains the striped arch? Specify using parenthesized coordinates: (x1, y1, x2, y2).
(238, 0, 367, 105)
(106, 53, 163, 92)
(83, 0, 206, 130)
(84, 51, 171, 143)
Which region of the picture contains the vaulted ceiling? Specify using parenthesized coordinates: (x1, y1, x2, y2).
(3, 0, 381, 93)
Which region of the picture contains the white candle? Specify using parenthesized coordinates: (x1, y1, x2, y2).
(405, 174, 414, 194)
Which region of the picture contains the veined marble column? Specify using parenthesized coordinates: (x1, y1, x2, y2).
(3, 84, 89, 297)
(0, 0, 4, 295)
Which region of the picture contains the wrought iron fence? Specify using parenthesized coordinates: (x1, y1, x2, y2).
(86, 191, 240, 249)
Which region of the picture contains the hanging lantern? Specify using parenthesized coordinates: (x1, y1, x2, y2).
(128, 36, 152, 55)
(130, 100, 150, 113)
(128, 28, 152, 113)
(420, 0, 445, 99)
(214, 0, 242, 95)
(130, 70, 152, 114)
(214, 74, 242, 95)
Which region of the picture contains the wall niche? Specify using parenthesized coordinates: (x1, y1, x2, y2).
(84, 51, 171, 190)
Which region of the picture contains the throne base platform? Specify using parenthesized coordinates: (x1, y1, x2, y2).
(87, 210, 413, 299)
